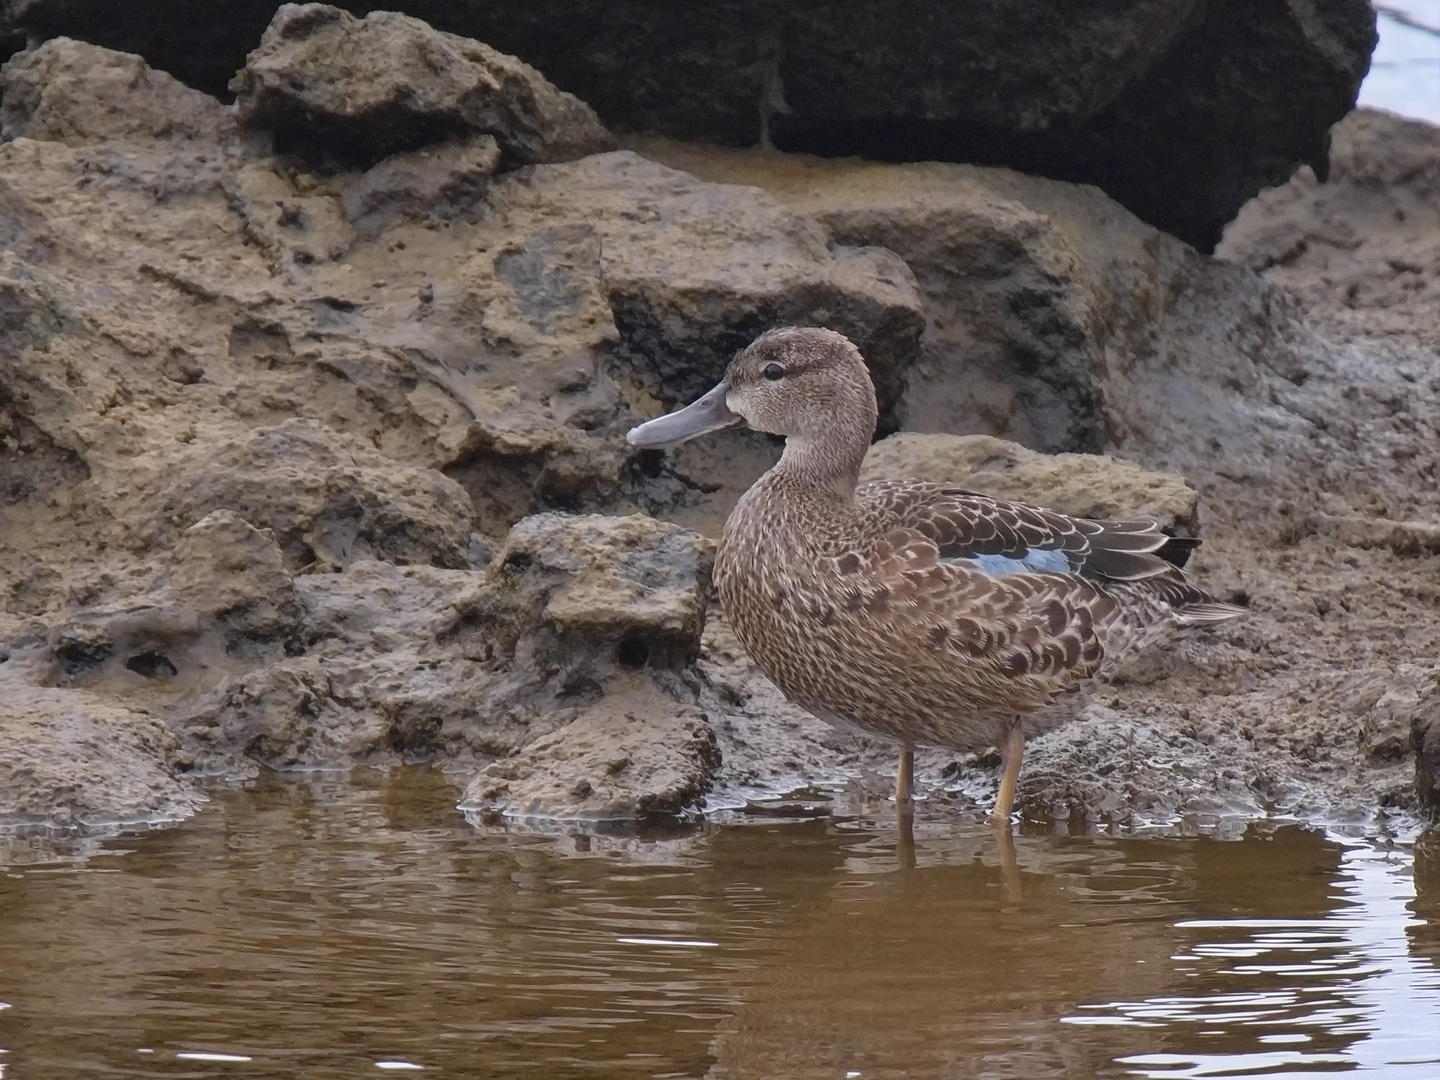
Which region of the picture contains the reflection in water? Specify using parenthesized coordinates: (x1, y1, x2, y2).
(1078, 843, 1438, 1078)
(0, 768, 1434, 1079)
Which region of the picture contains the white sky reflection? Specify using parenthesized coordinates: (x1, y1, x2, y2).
(1066, 839, 1440, 1078)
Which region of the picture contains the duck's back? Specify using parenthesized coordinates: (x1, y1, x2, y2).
(715, 475, 1240, 751)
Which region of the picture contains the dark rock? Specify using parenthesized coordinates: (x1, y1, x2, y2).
(764, 0, 1376, 252)
(231, 4, 616, 168)
(49, 620, 113, 674)
(0, 0, 281, 102)
(2, 1, 1375, 249)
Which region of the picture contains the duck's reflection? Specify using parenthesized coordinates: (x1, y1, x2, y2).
(704, 823, 1355, 1079)
(1410, 831, 1440, 968)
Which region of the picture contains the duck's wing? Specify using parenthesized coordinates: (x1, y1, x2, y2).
(835, 482, 1242, 686)
(859, 480, 1205, 591)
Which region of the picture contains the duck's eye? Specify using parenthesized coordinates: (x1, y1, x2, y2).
(762, 362, 785, 381)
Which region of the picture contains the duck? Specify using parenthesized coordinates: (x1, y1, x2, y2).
(627, 327, 1243, 825)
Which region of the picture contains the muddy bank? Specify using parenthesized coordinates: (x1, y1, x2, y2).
(1219, 107, 1440, 349)
(0, 9, 1436, 835)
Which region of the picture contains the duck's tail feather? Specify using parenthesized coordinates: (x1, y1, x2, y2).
(1156, 534, 1201, 569)
(1174, 601, 1246, 625)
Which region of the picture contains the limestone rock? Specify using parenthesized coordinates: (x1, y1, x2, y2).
(192, 663, 387, 770)
(17, 512, 298, 698)
(0, 36, 235, 144)
(462, 690, 719, 820)
(146, 419, 475, 572)
(231, 3, 616, 167)
(341, 136, 501, 238)
(42, 607, 189, 687)
(173, 561, 498, 773)
(1015, 705, 1267, 823)
(472, 512, 714, 679)
(229, 162, 356, 268)
(4, 1, 1373, 249)
(0, 6, 1434, 835)
(631, 144, 1314, 462)
(860, 433, 1201, 534)
(1314, 514, 1440, 559)
(163, 511, 716, 791)
(48, 619, 115, 675)
(438, 150, 922, 534)
(1361, 685, 1420, 764)
(0, 686, 201, 828)
(485, 152, 923, 423)
(167, 510, 298, 636)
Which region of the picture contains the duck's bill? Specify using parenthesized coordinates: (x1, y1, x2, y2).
(625, 381, 743, 448)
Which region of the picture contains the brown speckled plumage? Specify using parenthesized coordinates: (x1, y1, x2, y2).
(628, 327, 1243, 821)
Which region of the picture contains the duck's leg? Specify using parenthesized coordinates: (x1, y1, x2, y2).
(991, 722, 1025, 827)
(895, 745, 915, 806)
(896, 745, 916, 864)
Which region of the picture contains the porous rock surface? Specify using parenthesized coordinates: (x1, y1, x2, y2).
(859, 433, 1201, 535)
(0, 0, 1375, 250)
(231, 4, 616, 167)
(0, 33, 236, 144)
(629, 141, 1316, 463)
(0, 686, 202, 829)
(0, 13, 1437, 834)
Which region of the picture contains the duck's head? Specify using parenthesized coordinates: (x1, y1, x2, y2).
(626, 327, 879, 451)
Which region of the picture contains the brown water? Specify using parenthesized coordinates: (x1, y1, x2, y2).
(1, 769, 1437, 1080)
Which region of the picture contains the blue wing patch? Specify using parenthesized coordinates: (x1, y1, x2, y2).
(956, 549, 1071, 577)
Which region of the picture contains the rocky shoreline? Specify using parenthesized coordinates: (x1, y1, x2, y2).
(1, 5, 1437, 841)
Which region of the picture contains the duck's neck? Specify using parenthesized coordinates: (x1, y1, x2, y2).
(773, 431, 868, 502)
